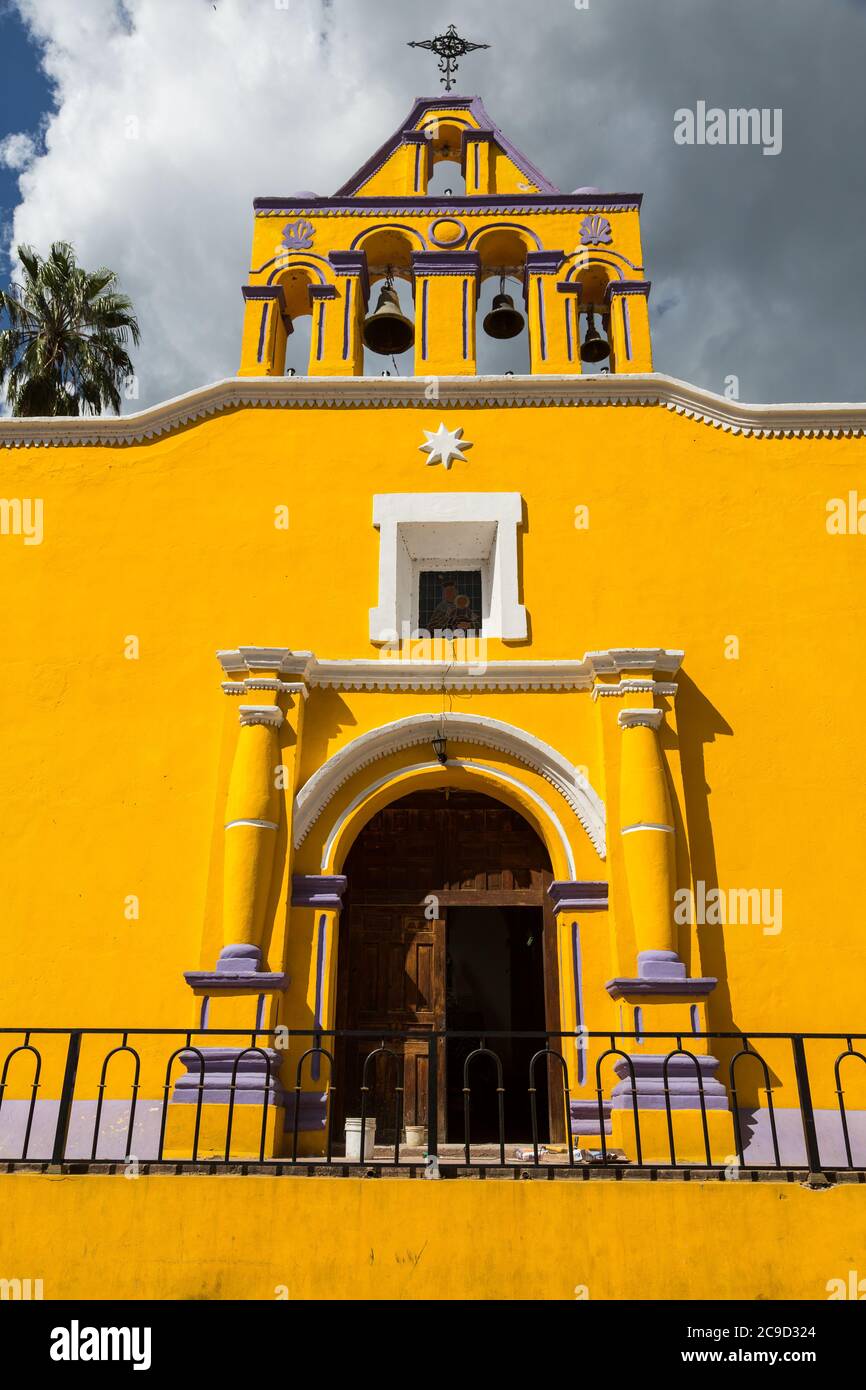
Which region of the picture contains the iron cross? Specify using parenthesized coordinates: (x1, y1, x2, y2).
(407, 24, 490, 92)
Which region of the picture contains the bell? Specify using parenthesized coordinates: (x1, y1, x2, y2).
(483, 291, 525, 341)
(580, 310, 611, 364)
(363, 283, 415, 357)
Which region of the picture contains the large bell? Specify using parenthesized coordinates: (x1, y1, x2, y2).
(580, 310, 611, 364)
(483, 290, 525, 341)
(363, 283, 415, 357)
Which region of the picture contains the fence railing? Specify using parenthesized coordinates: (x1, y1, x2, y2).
(0, 1027, 864, 1178)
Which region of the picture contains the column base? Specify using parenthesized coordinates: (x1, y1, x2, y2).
(164, 1046, 286, 1160)
(609, 1053, 733, 1163)
(183, 944, 289, 991)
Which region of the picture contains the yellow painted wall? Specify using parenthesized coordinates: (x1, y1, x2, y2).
(1, 1174, 863, 1301)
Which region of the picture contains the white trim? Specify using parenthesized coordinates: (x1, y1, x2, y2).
(225, 818, 279, 831)
(293, 710, 606, 858)
(320, 758, 577, 877)
(238, 704, 283, 727)
(621, 822, 674, 835)
(369, 492, 526, 643)
(3, 374, 864, 448)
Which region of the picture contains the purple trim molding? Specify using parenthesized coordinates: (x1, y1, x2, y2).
(611, 1053, 729, 1111)
(291, 874, 348, 911)
(536, 278, 546, 360)
(171, 1046, 287, 1107)
(572, 921, 585, 1084)
(307, 285, 339, 301)
(411, 250, 481, 279)
(556, 281, 583, 296)
(570, 1098, 612, 1136)
(524, 250, 565, 278)
(548, 881, 608, 915)
(242, 284, 288, 310)
(256, 304, 268, 364)
(428, 217, 469, 248)
(348, 222, 427, 252)
(622, 296, 632, 360)
(328, 250, 371, 308)
(605, 975, 718, 1000)
(282, 1090, 328, 1133)
(421, 278, 428, 359)
(462, 278, 469, 359)
(256, 194, 642, 214)
(466, 220, 543, 252)
(605, 279, 652, 301)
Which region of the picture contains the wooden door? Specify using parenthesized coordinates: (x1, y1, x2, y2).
(335, 904, 445, 1141)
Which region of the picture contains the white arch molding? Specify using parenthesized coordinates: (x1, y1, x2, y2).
(292, 711, 606, 859)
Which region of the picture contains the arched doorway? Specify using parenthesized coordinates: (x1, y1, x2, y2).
(334, 790, 563, 1147)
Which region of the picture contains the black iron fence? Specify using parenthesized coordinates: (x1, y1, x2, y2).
(0, 1027, 864, 1179)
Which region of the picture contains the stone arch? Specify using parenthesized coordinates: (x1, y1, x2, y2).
(292, 711, 606, 865)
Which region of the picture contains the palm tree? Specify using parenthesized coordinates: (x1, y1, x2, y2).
(0, 241, 140, 417)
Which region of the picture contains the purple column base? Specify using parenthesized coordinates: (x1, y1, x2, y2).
(170, 1047, 286, 1107)
(611, 1054, 730, 1111)
(183, 943, 289, 990)
(569, 1098, 612, 1135)
(282, 1091, 329, 1134)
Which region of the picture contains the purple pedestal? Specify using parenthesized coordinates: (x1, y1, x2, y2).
(170, 1047, 286, 1107)
(570, 1098, 612, 1135)
(611, 1054, 729, 1111)
(183, 943, 289, 991)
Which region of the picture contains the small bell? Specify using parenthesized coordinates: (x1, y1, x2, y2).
(579, 310, 611, 364)
(363, 280, 415, 357)
(482, 278, 525, 340)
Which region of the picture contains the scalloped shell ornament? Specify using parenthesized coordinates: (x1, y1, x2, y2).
(579, 214, 613, 246)
(282, 217, 315, 250)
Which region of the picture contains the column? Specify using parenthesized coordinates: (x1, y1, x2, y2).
(328, 251, 370, 375)
(606, 702, 730, 1161)
(167, 648, 311, 1160)
(462, 130, 496, 194)
(524, 252, 569, 374)
(238, 285, 292, 376)
(412, 251, 480, 376)
(306, 284, 343, 375)
(605, 280, 652, 372)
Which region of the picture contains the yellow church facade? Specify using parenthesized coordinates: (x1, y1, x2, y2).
(1, 95, 866, 1300)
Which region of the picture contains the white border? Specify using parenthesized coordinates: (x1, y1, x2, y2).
(3, 373, 865, 447)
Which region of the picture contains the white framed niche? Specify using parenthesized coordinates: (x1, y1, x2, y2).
(369, 492, 527, 643)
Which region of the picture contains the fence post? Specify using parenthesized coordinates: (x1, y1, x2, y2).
(426, 1034, 438, 1161)
(791, 1035, 830, 1186)
(51, 1030, 83, 1166)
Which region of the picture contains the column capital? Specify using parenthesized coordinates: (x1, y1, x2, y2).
(547, 880, 608, 916)
(605, 278, 651, 301)
(291, 874, 348, 912)
(618, 708, 664, 730)
(217, 647, 314, 679)
(238, 704, 283, 728)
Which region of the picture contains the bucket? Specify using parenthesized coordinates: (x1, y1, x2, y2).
(344, 1117, 377, 1160)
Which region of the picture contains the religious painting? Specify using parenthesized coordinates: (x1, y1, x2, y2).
(419, 570, 483, 636)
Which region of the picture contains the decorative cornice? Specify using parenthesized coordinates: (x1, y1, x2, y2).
(253, 196, 640, 215)
(4, 374, 864, 449)
(305, 649, 683, 692)
(217, 648, 314, 680)
(292, 711, 607, 857)
(592, 679, 678, 700)
(291, 874, 348, 911)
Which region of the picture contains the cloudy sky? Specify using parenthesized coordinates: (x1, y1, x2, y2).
(1, 0, 865, 409)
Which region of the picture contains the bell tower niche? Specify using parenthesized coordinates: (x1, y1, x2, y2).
(239, 97, 653, 380)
